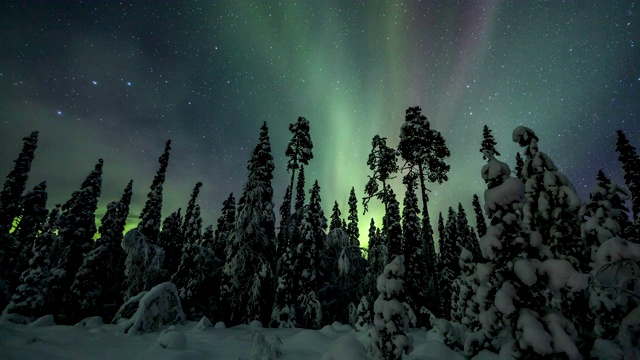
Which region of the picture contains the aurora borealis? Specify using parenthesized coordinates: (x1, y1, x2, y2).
(1, 1, 639, 245)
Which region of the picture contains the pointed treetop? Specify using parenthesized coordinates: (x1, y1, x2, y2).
(285, 116, 314, 171)
(480, 125, 501, 160)
(330, 200, 342, 231)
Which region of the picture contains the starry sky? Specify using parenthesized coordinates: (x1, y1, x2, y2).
(1, 1, 639, 246)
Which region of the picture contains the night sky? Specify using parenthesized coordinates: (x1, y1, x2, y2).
(1, 1, 639, 245)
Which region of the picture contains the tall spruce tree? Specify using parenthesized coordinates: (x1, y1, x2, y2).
(329, 201, 342, 232)
(138, 140, 171, 245)
(285, 116, 314, 213)
(70, 180, 133, 321)
(402, 173, 429, 326)
(158, 209, 183, 278)
(615, 130, 640, 236)
(215, 192, 236, 260)
(222, 122, 277, 325)
(347, 187, 360, 247)
(365, 219, 386, 306)
(0, 131, 39, 287)
(7, 182, 49, 294)
(472, 194, 487, 238)
(182, 182, 203, 244)
(438, 206, 460, 319)
(49, 159, 103, 323)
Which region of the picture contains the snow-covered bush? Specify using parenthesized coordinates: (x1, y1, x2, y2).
(249, 330, 282, 360)
(113, 282, 185, 335)
(355, 295, 371, 332)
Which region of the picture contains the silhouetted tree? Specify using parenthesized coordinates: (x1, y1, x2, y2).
(472, 194, 487, 238)
(138, 140, 172, 245)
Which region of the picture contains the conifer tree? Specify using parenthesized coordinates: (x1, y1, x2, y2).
(271, 228, 297, 328)
(294, 167, 306, 216)
(439, 207, 460, 319)
(329, 201, 342, 231)
(457, 203, 480, 261)
(285, 116, 314, 214)
(369, 255, 413, 360)
(515, 152, 524, 180)
(347, 187, 359, 246)
(158, 209, 183, 278)
(215, 193, 236, 259)
(365, 219, 385, 305)
(402, 173, 428, 326)
(355, 295, 372, 331)
(397, 107, 450, 292)
(182, 182, 203, 244)
(580, 170, 632, 258)
(363, 135, 398, 215)
(455, 126, 587, 358)
(200, 225, 214, 249)
(70, 180, 133, 321)
(138, 140, 171, 245)
(277, 186, 292, 258)
(223, 122, 277, 325)
(49, 159, 103, 323)
(3, 204, 59, 319)
(615, 130, 640, 234)
(472, 194, 487, 238)
(0, 131, 39, 287)
(513, 126, 585, 270)
(7, 182, 49, 293)
(383, 187, 404, 261)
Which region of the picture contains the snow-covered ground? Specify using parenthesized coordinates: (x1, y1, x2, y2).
(0, 316, 493, 360)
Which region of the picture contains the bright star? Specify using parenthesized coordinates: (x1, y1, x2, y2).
(56, 111, 62, 115)
(127, 81, 132, 86)
(92, 80, 97, 85)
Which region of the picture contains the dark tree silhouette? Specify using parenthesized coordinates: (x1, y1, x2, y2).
(363, 135, 398, 215)
(472, 194, 487, 238)
(347, 187, 360, 246)
(138, 140, 172, 245)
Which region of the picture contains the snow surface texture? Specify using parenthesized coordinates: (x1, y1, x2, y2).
(0, 318, 480, 360)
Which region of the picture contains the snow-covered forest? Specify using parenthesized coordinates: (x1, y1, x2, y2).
(1, 108, 639, 359)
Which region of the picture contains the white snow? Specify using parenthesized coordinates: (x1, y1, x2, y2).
(513, 258, 537, 286)
(537, 259, 588, 293)
(483, 177, 525, 213)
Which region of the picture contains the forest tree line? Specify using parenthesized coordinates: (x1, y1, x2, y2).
(0, 106, 639, 359)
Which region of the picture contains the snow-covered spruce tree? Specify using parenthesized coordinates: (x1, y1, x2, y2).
(271, 226, 298, 328)
(402, 173, 428, 327)
(3, 204, 58, 319)
(580, 170, 632, 261)
(589, 237, 640, 358)
(69, 180, 133, 321)
(369, 255, 413, 360)
(158, 209, 183, 278)
(347, 187, 360, 247)
(222, 122, 277, 326)
(295, 180, 325, 329)
(171, 204, 215, 320)
(200, 225, 214, 249)
(615, 130, 640, 237)
(365, 219, 386, 307)
(513, 126, 585, 270)
(472, 194, 487, 238)
(383, 187, 404, 261)
(7, 182, 48, 294)
(277, 186, 293, 260)
(454, 125, 588, 358)
(181, 182, 203, 245)
(355, 295, 372, 331)
(123, 141, 172, 300)
(457, 203, 481, 261)
(0, 131, 39, 293)
(329, 201, 343, 232)
(294, 166, 306, 216)
(284, 116, 313, 226)
(397, 106, 450, 302)
(138, 139, 172, 245)
(49, 159, 103, 323)
(215, 192, 236, 260)
(438, 207, 461, 319)
(322, 227, 349, 325)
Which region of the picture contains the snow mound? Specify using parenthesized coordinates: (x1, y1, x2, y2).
(250, 330, 282, 360)
(286, 329, 333, 351)
(75, 316, 103, 329)
(214, 321, 226, 329)
(157, 327, 187, 350)
(28, 314, 55, 327)
(0, 313, 29, 325)
(249, 320, 264, 328)
(195, 316, 213, 330)
(412, 338, 466, 360)
(113, 282, 185, 335)
(321, 333, 367, 360)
